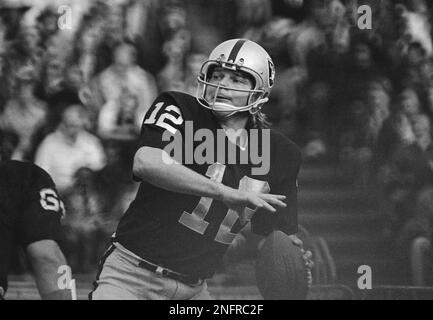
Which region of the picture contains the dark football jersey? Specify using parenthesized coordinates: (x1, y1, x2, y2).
(116, 91, 301, 278)
(0, 161, 64, 293)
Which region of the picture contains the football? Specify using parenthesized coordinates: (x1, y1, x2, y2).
(255, 231, 309, 300)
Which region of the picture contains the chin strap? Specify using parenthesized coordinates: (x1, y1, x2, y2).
(213, 98, 269, 118)
(249, 97, 269, 114)
(216, 97, 269, 118)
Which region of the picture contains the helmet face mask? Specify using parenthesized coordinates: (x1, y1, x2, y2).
(196, 39, 275, 118)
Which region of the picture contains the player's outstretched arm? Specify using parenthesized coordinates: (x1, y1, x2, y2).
(133, 146, 286, 214)
(26, 240, 72, 300)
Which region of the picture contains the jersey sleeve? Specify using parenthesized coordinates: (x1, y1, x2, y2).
(17, 165, 64, 248)
(138, 92, 185, 150)
(251, 142, 301, 237)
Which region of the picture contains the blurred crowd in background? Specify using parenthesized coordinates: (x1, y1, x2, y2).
(0, 0, 432, 279)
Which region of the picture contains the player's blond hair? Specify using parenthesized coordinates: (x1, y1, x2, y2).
(247, 110, 271, 129)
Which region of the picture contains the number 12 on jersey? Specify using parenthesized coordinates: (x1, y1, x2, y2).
(179, 163, 270, 245)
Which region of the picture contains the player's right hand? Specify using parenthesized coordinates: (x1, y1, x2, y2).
(217, 184, 287, 219)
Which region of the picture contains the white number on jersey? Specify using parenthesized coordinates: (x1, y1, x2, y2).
(143, 102, 183, 134)
(40, 188, 65, 217)
(179, 163, 270, 245)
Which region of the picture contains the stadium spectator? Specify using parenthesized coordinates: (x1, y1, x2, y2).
(12, 26, 44, 78)
(35, 6, 60, 50)
(63, 141, 137, 273)
(366, 81, 392, 145)
(397, 42, 428, 88)
(0, 20, 8, 109)
(0, 61, 48, 161)
(425, 84, 433, 121)
(94, 140, 138, 236)
(34, 104, 106, 195)
(339, 81, 391, 187)
(97, 89, 140, 141)
(338, 36, 387, 107)
(128, 0, 166, 75)
(157, 29, 191, 92)
(338, 100, 371, 184)
(235, 0, 273, 41)
(37, 58, 65, 100)
(71, 7, 107, 84)
(399, 86, 423, 118)
(62, 167, 106, 273)
(375, 112, 415, 173)
(288, 0, 326, 67)
(383, 114, 433, 236)
(393, 1, 432, 59)
(298, 80, 329, 158)
(396, 187, 433, 265)
(35, 60, 86, 131)
(418, 58, 433, 91)
(94, 4, 125, 73)
(183, 52, 207, 95)
(95, 41, 157, 129)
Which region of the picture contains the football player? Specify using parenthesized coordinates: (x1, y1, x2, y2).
(0, 133, 71, 300)
(90, 39, 312, 300)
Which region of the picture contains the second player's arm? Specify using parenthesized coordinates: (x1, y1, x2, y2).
(26, 240, 72, 300)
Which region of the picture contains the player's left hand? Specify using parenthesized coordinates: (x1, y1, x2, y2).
(288, 235, 314, 287)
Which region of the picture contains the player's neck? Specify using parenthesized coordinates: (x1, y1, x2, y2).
(219, 115, 249, 150)
(218, 114, 248, 131)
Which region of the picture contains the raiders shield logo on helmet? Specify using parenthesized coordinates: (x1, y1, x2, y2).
(268, 58, 275, 88)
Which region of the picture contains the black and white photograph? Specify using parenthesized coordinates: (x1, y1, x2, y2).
(1, 0, 433, 304)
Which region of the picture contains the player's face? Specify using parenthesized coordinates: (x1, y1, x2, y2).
(205, 67, 254, 114)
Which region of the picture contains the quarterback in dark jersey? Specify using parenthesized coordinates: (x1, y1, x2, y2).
(0, 158, 71, 300)
(91, 39, 312, 300)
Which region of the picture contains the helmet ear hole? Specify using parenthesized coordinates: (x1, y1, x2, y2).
(249, 91, 266, 105)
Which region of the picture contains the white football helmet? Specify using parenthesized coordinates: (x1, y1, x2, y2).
(196, 39, 275, 117)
